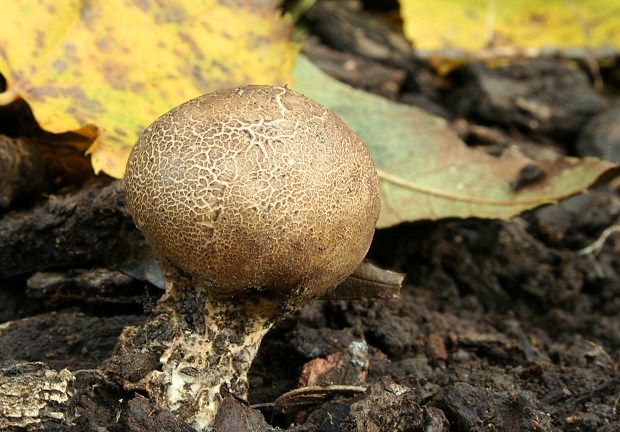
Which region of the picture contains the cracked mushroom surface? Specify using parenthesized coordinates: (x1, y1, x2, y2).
(121, 85, 381, 431)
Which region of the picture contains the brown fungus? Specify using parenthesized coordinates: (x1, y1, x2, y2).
(122, 85, 380, 430)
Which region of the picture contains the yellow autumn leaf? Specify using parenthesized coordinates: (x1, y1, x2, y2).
(0, 0, 298, 178)
(401, 0, 620, 53)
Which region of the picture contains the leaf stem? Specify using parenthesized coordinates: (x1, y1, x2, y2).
(377, 168, 558, 206)
(0, 88, 18, 106)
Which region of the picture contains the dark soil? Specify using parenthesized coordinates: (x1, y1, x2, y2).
(1, 1, 620, 431)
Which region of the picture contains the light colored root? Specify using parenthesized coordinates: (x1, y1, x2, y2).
(575, 222, 620, 279)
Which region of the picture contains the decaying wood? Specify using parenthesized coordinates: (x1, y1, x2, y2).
(0, 135, 43, 209)
(302, 36, 406, 100)
(0, 180, 140, 278)
(305, 1, 415, 73)
(0, 312, 146, 370)
(0, 125, 95, 209)
(0, 361, 74, 430)
(212, 396, 274, 432)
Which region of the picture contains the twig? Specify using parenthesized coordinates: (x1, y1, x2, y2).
(251, 385, 366, 415)
(575, 223, 620, 256)
(484, 1, 497, 49)
(574, 222, 620, 279)
(585, 253, 606, 279)
(584, 339, 617, 374)
(565, 0, 604, 90)
(416, 46, 617, 62)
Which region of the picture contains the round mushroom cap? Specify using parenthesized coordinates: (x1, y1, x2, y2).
(124, 85, 380, 302)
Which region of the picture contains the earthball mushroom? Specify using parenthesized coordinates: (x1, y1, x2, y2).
(122, 85, 380, 430)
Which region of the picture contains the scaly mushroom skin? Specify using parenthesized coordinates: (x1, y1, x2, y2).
(122, 85, 380, 430)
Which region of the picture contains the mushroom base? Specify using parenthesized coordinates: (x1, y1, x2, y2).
(112, 271, 281, 431)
